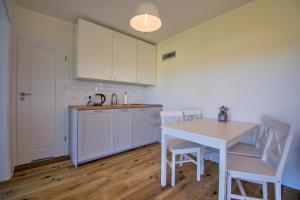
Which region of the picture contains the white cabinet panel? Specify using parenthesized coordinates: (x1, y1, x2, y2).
(149, 107, 162, 143)
(132, 108, 149, 146)
(137, 41, 157, 85)
(75, 19, 112, 80)
(78, 110, 114, 162)
(115, 109, 132, 151)
(113, 32, 137, 83)
(149, 123, 161, 143)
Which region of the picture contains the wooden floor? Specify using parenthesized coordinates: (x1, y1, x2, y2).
(0, 143, 299, 200)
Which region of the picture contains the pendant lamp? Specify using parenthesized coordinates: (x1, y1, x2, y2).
(130, 2, 162, 32)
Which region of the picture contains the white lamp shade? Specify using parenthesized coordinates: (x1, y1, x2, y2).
(130, 2, 162, 32)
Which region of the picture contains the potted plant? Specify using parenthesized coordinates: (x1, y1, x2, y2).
(218, 105, 229, 122)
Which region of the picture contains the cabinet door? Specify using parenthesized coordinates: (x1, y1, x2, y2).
(132, 109, 149, 146)
(78, 110, 114, 162)
(149, 108, 162, 143)
(112, 32, 137, 83)
(137, 41, 157, 85)
(149, 123, 161, 143)
(115, 109, 132, 151)
(75, 19, 113, 80)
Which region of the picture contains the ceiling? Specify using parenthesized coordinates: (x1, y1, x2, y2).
(15, 0, 253, 44)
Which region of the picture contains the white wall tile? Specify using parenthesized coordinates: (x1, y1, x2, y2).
(66, 79, 148, 106)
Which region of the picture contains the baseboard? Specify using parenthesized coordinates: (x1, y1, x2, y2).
(14, 156, 70, 172)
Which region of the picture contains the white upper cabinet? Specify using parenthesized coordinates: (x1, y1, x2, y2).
(112, 32, 137, 83)
(75, 18, 157, 85)
(75, 19, 113, 80)
(137, 41, 157, 85)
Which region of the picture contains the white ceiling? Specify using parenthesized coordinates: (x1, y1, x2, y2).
(15, 0, 253, 44)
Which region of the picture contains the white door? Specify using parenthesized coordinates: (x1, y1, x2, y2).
(112, 32, 137, 83)
(115, 109, 132, 151)
(132, 108, 149, 146)
(17, 35, 66, 165)
(78, 110, 114, 162)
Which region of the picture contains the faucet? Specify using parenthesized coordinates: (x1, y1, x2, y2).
(111, 93, 119, 105)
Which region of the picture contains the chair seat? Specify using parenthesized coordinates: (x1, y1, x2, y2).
(228, 154, 276, 179)
(228, 143, 262, 158)
(167, 139, 201, 151)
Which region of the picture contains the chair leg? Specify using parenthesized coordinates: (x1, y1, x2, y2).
(196, 150, 201, 182)
(275, 181, 281, 200)
(171, 152, 176, 186)
(236, 179, 246, 196)
(262, 182, 268, 200)
(226, 173, 232, 200)
(179, 154, 183, 167)
(200, 147, 204, 175)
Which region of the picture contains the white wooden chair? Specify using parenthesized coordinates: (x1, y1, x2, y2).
(228, 115, 272, 159)
(227, 116, 295, 200)
(160, 111, 203, 186)
(183, 110, 204, 174)
(183, 110, 202, 121)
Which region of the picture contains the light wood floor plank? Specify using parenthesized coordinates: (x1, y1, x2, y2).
(0, 143, 299, 200)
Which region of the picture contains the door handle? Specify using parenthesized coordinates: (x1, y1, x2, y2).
(20, 92, 32, 96)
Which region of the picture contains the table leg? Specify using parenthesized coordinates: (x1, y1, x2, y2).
(219, 145, 227, 200)
(161, 128, 167, 187)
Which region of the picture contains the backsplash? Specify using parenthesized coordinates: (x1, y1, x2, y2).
(66, 79, 148, 106)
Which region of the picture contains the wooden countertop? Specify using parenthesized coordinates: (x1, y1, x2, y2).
(69, 104, 163, 111)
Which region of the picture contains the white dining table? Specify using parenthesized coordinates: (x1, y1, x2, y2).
(160, 118, 258, 200)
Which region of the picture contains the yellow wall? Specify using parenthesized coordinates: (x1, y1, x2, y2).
(156, 0, 300, 189)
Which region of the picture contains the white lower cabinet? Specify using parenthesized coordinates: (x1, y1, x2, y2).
(115, 109, 132, 151)
(149, 108, 162, 143)
(132, 108, 149, 147)
(70, 106, 162, 167)
(77, 110, 114, 163)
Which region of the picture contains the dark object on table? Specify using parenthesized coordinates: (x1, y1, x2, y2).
(218, 105, 229, 122)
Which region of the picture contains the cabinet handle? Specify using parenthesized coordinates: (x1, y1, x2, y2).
(93, 110, 103, 113)
(151, 114, 160, 117)
(120, 109, 129, 112)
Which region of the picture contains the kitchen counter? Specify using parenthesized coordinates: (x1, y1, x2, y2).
(69, 104, 163, 111)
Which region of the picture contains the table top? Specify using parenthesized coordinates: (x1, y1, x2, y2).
(163, 119, 258, 142)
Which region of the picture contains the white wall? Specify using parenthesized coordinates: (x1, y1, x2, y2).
(0, 0, 12, 181)
(10, 7, 148, 166)
(154, 0, 300, 189)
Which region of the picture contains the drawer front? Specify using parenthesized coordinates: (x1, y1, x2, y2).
(148, 107, 162, 116)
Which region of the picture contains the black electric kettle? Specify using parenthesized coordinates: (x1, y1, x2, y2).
(93, 93, 106, 106)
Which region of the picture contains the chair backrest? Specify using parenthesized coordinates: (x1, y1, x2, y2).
(260, 115, 295, 179)
(160, 111, 183, 126)
(255, 122, 272, 153)
(183, 110, 202, 121)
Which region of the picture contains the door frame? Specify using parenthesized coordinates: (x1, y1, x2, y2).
(16, 34, 68, 165)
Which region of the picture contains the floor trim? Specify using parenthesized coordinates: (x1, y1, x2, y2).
(14, 156, 70, 172)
